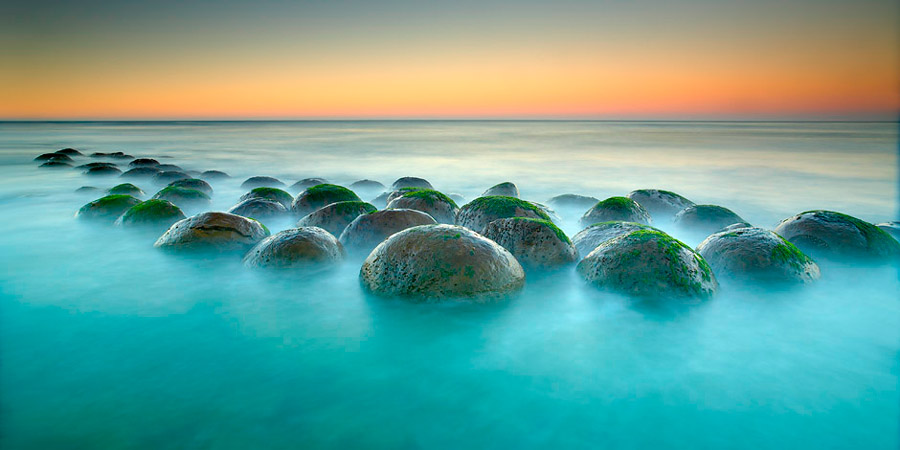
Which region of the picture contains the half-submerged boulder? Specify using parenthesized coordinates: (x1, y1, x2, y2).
(456, 196, 551, 234)
(547, 194, 600, 211)
(482, 182, 519, 198)
(84, 166, 122, 177)
(696, 227, 820, 283)
(579, 197, 652, 228)
(39, 161, 72, 168)
(572, 221, 657, 257)
(55, 148, 83, 156)
(152, 170, 191, 185)
(129, 158, 159, 167)
(241, 176, 286, 189)
(391, 177, 433, 191)
(154, 212, 269, 252)
(121, 167, 161, 179)
(297, 201, 377, 237)
(239, 187, 293, 209)
(483, 217, 577, 270)
(167, 178, 213, 196)
(876, 221, 900, 241)
(290, 177, 329, 192)
(349, 179, 385, 194)
(291, 184, 362, 217)
(200, 170, 230, 180)
(340, 209, 437, 255)
(153, 186, 211, 210)
(627, 189, 695, 222)
(774, 210, 900, 261)
(35, 153, 74, 162)
(108, 183, 144, 197)
(386, 189, 458, 224)
(360, 224, 525, 302)
(243, 227, 344, 271)
(673, 205, 747, 238)
(227, 197, 288, 220)
(116, 199, 186, 230)
(76, 195, 142, 222)
(577, 230, 718, 300)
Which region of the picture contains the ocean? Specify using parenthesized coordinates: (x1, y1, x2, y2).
(0, 120, 897, 449)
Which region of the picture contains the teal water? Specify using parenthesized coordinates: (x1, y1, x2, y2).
(0, 121, 898, 449)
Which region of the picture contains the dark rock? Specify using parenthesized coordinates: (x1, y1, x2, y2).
(456, 196, 551, 234)
(129, 158, 160, 167)
(55, 148, 83, 156)
(167, 178, 213, 196)
(200, 170, 230, 180)
(35, 153, 73, 162)
(116, 199, 186, 230)
(240, 187, 294, 209)
(76, 195, 141, 222)
(243, 227, 344, 271)
(108, 183, 144, 197)
(152, 171, 191, 185)
(153, 186, 211, 209)
(120, 167, 162, 179)
(84, 166, 122, 176)
(241, 176, 286, 189)
(291, 184, 361, 217)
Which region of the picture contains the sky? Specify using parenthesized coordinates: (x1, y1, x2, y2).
(1, 0, 898, 120)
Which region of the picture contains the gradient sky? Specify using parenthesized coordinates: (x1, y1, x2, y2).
(1, 0, 898, 119)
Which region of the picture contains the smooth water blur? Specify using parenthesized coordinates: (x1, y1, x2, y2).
(0, 121, 898, 449)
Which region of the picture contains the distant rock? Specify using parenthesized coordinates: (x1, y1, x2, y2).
(697, 227, 820, 283)
(39, 161, 72, 168)
(55, 148, 83, 156)
(579, 197, 652, 228)
(121, 167, 162, 179)
(386, 189, 458, 224)
(76, 195, 141, 222)
(339, 209, 436, 255)
(239, 187, 294, 209)
(152, 171, 191, 185)
(297, 201, 377, 237)
(200, 170, 230, 180)
(291, 184, 361, 217)
(243, 227, 344, 271)
(290, 177, 329, 192)
(155, 164, 183, 172)
(167, 178, 213, 196)
(627, 189, 695, 222)
(673, 205, 747, 238)
(547, 194, 600, 211)
(483, 217, 577, 270)
(35, 153, 73, 162)
(456, 196, 551, 234)
(84, 166, 122, 177)
(153, 186, 211, 209)
(227, 197, 288, 220)
(107, 183, 144, 197)
(129, 158, 160, 167)
(774, 210, 900, 261)
(241, 176, 286, 189)
(154, 212, 269, 252)
(349, 179, 385, 194)
(391, 177, 433, 191)
(76, 162, 117, 170)
(482, 182, 519, 198)
(876, 221, 900, 241)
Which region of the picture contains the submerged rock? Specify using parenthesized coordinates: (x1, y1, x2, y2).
(155, 164, 183, 172)
(152, 170, 191, 185)
(227, 197, 288, 220)
(76, 194, 141, 221)
(391, 177, 433, 191)
(774, 210, 900, 261)
(129, 158, 159, 167)
(55, 148, 83, 156)
(39, 161, 72, 168)
(91, 151, 133, 159)
(349, 179, 385, 194)
(547, 194, 600, 211)
(241, 176, 286, 189)
(386, 189, 458, 224)
(456, 196, 551, 234)
(291, 184, 362, 217)
(571, 221, 658, 257)
(577, 230, 718, 299)
(243, 227, 344, 271)
(121, 167, 161, 179)
(35, 153, 73, 162)
(153, 186, 211, 209)
(200, 170, 230, 180)
(239, 187, 294, 209)
(154, 212, 269, 252)
(697, 227, 820, 283)
(483, 217, 577, 270)
(482, 182, 519, 198)
(167, 178, 213, 196)
(448, 193, 466, 205)
(77, 162, 118, 170)
(297, 201, 377, 237)
(75, 186, 101, 194)
(108, 183, 144, 197)
(290, 177, 329, 192)
(580, 197, 652, 228)
(627, 189, 695, 222)
(339, 209, 437, 255)
(360, 224, 525, 301)
(673, 205, 747, 238)
(84, 166, 122, 177)
(116, 199, 186, 230)
(369, 191, 391, 209)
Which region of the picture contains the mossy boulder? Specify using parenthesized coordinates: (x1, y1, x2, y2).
(627, 189, 695, 222)
(391, 177, 433, 191)
(56, 148, 83, 156)
(297, 201, 377, 237)
(483, 217, 577, 270)
(240, 187, 293, 209)
(227, 197, 288, 220)
(290, 177, 329, 192)
(108, 183, 144, 197)
(35, 153, 73, 162)
(577, 230, 718, 299)
(291, 184, 362, 217)
(241, 176, 286, 189)
(774, 210, 900, 261)
(116, 199, 186, 230)
(154, 212, 269, 252)
(167, 178, 213, 196)
(673, 205, 747, 238)
(153, 186, 211, 209)
(152, 170, 191, 185)
(697, 227, 820, 283)
(482, 182, 519, 198)
(360, 224, 525, 302)
(456, 196, 551, 234)
(129, 158, 159, 167)
(580, 197, 652, 228)
(84, 166, 122, 177)
(876, 221, 900, 241)
(243, 227, 344, 271)
(76, 195, 142, 222)
(121, 167, 161, 179)
(386, 189, 458, 224)
(572, 221, 658, 257)
(200, 170, 230, 180)
(339, 209, 437, 255)
(39, 161, 72, 168)
(547, 194, 600, 211)
(349, 179, 385, 194)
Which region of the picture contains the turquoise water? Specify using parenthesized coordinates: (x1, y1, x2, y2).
(0, 121, 898, 449)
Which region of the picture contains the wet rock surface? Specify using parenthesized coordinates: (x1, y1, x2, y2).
(154, 212, 270, 252)
(339, 208, 437, 255)
(241, 176, 286, 189)
(483, 217, 577, 270)
(579, 197, 652, 228)
(456, 196, 551, 234)
(243, 227, 344, 271)
(227, 197, 288, 220)
(291, 184, 362, 217)
(627, 189, 695, 222)
(386, 189, 458, 224)
(673, 205, 747, 239)
(572, 221, 658, 257)
(240, 187, 294, 209)
(482, 182, 519, 198)
(697, 227, 820, 283)
(774, 210, 900, 261)
(116, 199, 186, 230)
(76, 195, 142, 222)
(297, 201, 377, 237)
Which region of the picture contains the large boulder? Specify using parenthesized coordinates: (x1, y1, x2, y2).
(241, 176, 285, 189)
(154, 212, 269, 252)
(116, 199, 186, 230)
(39, 161, 72, 168)
(297, 201, 377, 237)
(627, 189, 695, 222)
(696, 227, 820, 283)
(774, 210, 900, 261)
(386, 189, 458, 224)
(290, 177, 329, 192)
(391, 177, 433, 190)
(483, 217, 577, 270)
(121, 167, 161, 179)
(291, 184, 362, 217)
(482, 182, 519, 198)
(456, 196, 551, 234)
(227, 197, 288, 220)
(571, 221, 657, 257)
(153, 186, 211, 210)
(360, 224, 525, 301)
(339, 209, 437, 255)
(579, 196, 652, 228)
(35, 153, 74, 162)
(76, 195, 142, 222)
(673, 205, 747, 238)
(167, 178, 213, 196)
(547, 194, 600, 211)
(243, 227, 344, 271)
(108, 183, 144, 197)
(577, 230, 718, 299)
(239, 187, 294, 209)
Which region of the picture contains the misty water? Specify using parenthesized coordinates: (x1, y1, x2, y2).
(1, 121, 898, 449)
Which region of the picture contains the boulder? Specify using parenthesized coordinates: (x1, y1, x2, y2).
(108, 183, 144, 197)
(155, 164, 183, 172)
(572, 221, 658, 257)
(243, 227, 344, 271)
(456, 196, 551, 234)
(153, 186, 211, 209)
(482, 182, 519, 198)
(35, 153, 73, 162)
(227, 197, 288, 220)
(386, 189, 458, 224)
(580, 197, 652, 228)
(339, 209, 437, 255)
(55, 148, 83, 156)
(76, 195, 141, 222)
(673, 205, 747, 238)
(291, 184, 362, 217)
(39, 161, 71, 168)
(239, 187, 294, 209)
(77, 162, 117, 170)
(167, 178, 213, 196)
(349, 179, 386, 194)
(547, 194, 600, 211)
(121, 167, 161, 179)
(116, 199, 186, 230)
(290, 177, 329, 192)
(241, 176, 286, 189)
(697, 227, 820, 283)
(627, 189, 695, 221)
(391, 177, 433, 190)
(152, 170, 191, 185)
(200, 170, 230, 180)
(84, 166, 122, 176)
(774, 210, 900, 261)
(297, 201, 377, 237)
(483, 217, 577, 270)
(129, 158, 159, 167)
(876, 221, 900, 241)
(154, 212, 269, 252)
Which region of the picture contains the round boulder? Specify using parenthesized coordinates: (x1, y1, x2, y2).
(35, 153, 73, 162)
(108, 183, 144, 197)
(153, 186, 211, 209)
(39, 161, 72, 168)
(580, 197, 652, 228)
(77, 162, 117, 170)
(116, 199, 186, 230)
(547, 194, 600, 211)
(129, 158, 159, 167)
(339, 209, 437, 255)
(290, 177, 329, 192)
(774, 210, 900, 261)
(297, 201, 377, 237)
(391, 177, 433, 191)
(360, 224, 525, 301)
(483, 217, 577, 270)
(84, 166, 122, 177)
(56, 148, 83, 156)
(155, 164, 183, 172)
(456, 196, 551, 234)
(673, 205, 747, 238)
(241, 176, 286, 189)
(349, 179, 385, 194)
(386, 189, 458, 224)
(697, 227, 820, 283)
(76, 195, 141, 222)
(227, 197, 288, 220)
(627, 189, 695, 222)
(154, 212, 269, 252)
(291, 184, 362, 217)
(152, 170, 191, 185)
(240, 187, 294, 209)
(167, 178, 213, 196)
(482, 182, 519, 198)
(200, 170, 230, 180)
(243, 227, 344, 271)
(121, 167, 161, 179)
(572, 221, 658, 257)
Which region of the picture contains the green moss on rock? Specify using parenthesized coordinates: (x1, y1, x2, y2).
(118, 199, 185, 227)
(108, 183, 144, 196)
(76, 194, 142, 221)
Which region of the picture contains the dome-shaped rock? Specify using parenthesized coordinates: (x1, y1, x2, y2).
(116, 199, 186, 230)
(239, 187, 293, 209)
(153, 186, 211, 210)
(386, 189, 458, 224)
(129, 158, 159, 167)
(291, 184, 362, 217)
(339, 209, 437, 255)
(227, 197, 288, 220)
(697, 227, 820, 283)
(297, 201, 377, 237)
(673, 205, 747, 239)
(121, 167, 161, 179)
(200, 170, 230, 180)
(547, 194, 600, 211)
(152, 171, 191, 185)
(167, 178, 213, 196)
(483, 217, 577, 270)
(76, 194, 141, 222)
(84, 166, 122, 177)
(154, 212, 269, 252)
(774, 210, 900, 261)
(482, 182, 519, 198)
(572, 221, 658, 257)
(391, 177, 433, 191)
(290, 177, 329, 192)
(243, 227, 344, 271)
(456, 196, 551, 234)
(627, 189, 695, 221)
(108, 183, 144, 197)
(580, 197, 652, 228)
(241, 176, 286, 189)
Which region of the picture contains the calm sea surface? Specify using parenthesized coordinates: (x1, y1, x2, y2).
(0, 121, 898, 449)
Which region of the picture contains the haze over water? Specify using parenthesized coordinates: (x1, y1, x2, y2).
(0, 121, 898, 449)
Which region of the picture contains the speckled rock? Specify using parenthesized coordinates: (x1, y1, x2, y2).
(391, 177, 433, 191)
(241, 176, 286, 189)
(108, 183, 144, 197)
(239, 187, 294, 209)
(116, 199, 186, 230)
(121, 167, 161, 179)
(154, 212, 269, 252)
(697, 227, 820, 283)
(547, 194, 600, 211)
(571, 221, 658, 257)
(152, 170, 191, 185)
(360, 224, 525, 301)
(291, 184, 362, 217)
(386, 189, 458, 224)
(339, 209, 437, 255)
(200, 170, 230, 180)
(673, 205, 747, 238)
(483, 217, 577, 270)
(76, 195, 141, 222)
(456, 196, 551, 234)
(153, 186, 211, 209)
(482, 182, 519, 198)
(290, 177, 329, 192)
(579, 197, 652, 228)
(84, 166, 122, 176)
(243, 227, 344, 271)
(167, 178, 213, 196)
(227, 197, 288, 220)
(627, 189, 695, 221)
(297, 201, 377, 237)
(876, 221, 900, 241)
(774, 210, 900, 261)
(577, 230, 717, 299)
(129, 158, 159, 167)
